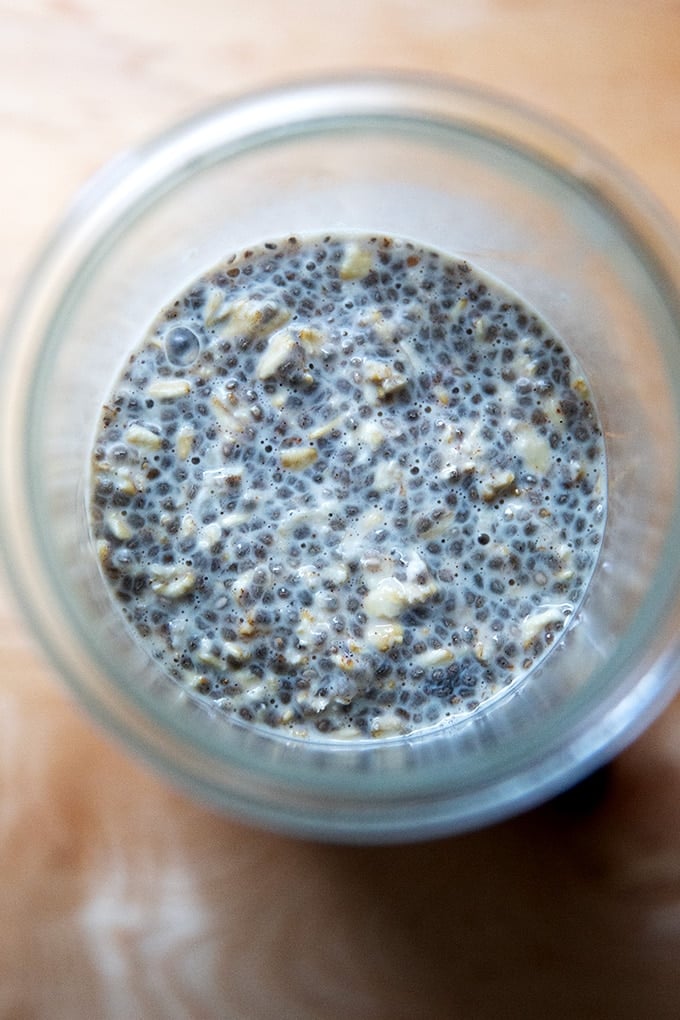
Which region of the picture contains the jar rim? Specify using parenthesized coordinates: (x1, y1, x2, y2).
(2, 72, 680, 841)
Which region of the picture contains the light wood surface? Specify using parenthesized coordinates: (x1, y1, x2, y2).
(1, 2, 680, 1018)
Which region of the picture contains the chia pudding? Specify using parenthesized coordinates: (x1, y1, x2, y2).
(89, 233, 606, 740)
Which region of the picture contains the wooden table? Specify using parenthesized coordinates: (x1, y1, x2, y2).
(2, 2, 680, 1017)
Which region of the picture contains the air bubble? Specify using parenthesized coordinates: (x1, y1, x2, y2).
(165, 326, 200, 367)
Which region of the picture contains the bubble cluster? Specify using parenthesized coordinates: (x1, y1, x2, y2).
(89, 234, 607, 740)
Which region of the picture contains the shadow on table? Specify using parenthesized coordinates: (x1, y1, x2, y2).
(205, 708, 680, 1020)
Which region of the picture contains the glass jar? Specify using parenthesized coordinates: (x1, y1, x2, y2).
(1, 73, 679, 842)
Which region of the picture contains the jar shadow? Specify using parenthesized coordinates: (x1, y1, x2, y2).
(203, 706, 680, 1019)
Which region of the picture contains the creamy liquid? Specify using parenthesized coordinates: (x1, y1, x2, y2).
(89, 234, 606, 739)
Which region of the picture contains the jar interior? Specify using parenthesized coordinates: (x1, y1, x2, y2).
(16, 113, 680, 811)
